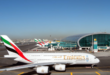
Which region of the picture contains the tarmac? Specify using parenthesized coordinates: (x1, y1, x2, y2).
(0, 43, 110, 75)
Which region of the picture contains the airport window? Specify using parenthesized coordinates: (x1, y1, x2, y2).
(79, 34, 110, 47)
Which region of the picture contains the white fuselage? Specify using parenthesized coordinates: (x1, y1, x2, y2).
(4, 53, 100, 65)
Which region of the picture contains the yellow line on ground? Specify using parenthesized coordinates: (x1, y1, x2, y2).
(67, 67, 86, 69)
(10, 71, 22, 73)
(52, 72, 70, 73)
(70, 72, 73, 75)
(52, 71, 96, 73)
(97, 66, 110, 68)
(95, 67, 103, 72)
(72, 72, 96, 73)
(18, 72, 24, 75)
(67, 66, 110, 70)
(0, 71, 3, 73)
(102, 71, 110, 72)
(11, 71, 110, 74)
(95, 67, 110, 68)
(95, 72, 101, 75)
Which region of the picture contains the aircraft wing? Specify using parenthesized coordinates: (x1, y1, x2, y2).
(0, 62, 73, 71)
(0, 63, 37, 71)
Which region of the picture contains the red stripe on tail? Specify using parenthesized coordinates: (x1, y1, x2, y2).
(38, 42, 42, 45)
(10, 42, 32, 62)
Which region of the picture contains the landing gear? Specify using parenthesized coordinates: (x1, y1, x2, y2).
(91, 64, 94, 68)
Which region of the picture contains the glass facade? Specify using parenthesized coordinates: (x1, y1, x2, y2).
(47, 42, 77, 48)
(79, 34, 110, 47)
(59, 42, 77, 48)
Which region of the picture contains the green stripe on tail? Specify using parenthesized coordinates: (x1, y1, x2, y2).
(1, 37, 12, 47)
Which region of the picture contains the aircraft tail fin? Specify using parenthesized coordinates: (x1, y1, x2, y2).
(1, 35, 24, 55)
(34, 39, 38, 43)
(35, 39, 42, 45)
(0, 35, 32, 62)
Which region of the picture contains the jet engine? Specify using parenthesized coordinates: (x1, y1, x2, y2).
(54, 64, 66, 71)
(35, 66, 49, 74)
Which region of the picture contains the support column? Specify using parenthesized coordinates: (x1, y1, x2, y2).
(93, 38, 98, 52)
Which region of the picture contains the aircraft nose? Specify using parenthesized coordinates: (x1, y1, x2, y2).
(96, 58, 100, 63)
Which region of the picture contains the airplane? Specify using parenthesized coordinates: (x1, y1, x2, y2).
(38, 39, 49, 46)
(43, 39, 49, 45)
(35, 39, 48, 48)
(39, 39, 57, 46)
(0, 35, 100, 74)
(34, 39, 42, 47)
(43, 39, 49, 43)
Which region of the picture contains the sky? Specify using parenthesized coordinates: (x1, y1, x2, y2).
(0, 0, 110, 40)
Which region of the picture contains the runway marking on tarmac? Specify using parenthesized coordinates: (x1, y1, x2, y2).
(96, 66, 110, 68)
(10, 71, 22, 73)
(95, 72, 101, 75)
(102, 71, 110, 72)
(66, 66, 110, 71)
(0, 71, 3, 73)
(52, 72, 97, 73)
(95, 67, 103, 72)
(8, 66, 110, 75)
(9, 71, 110, 75)
(18, 72, 24, 75)
(67, 67, 87, 69)
(67, 66, 110, 69)
(70, 72, 73, 75)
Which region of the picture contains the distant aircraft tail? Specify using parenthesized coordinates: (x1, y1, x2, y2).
(34, 39, 42, 45)
(34, 39, 38, 43)
(1, 35, 32, 62)
(38, 39, 45, 44)
(43, 39, 49, 45)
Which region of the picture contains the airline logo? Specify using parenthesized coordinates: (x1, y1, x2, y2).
(42, 42, 45, 44)
(35, 39, 42, 45)
(39, 39, 45, 44)
(53, 55, 85, 60)
(86, 55, 89, 62)
(34, 39, 38, 42)
(43, 39, 49, 43)
(1, 35, 32, 62)
(38, 39, 42, 42)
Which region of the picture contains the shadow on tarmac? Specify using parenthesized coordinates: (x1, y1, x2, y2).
(1, 62, 26, 68)
(21, 71, 52, 75)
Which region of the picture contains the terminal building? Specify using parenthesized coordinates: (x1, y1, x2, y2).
(62, 32, 110, 50)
